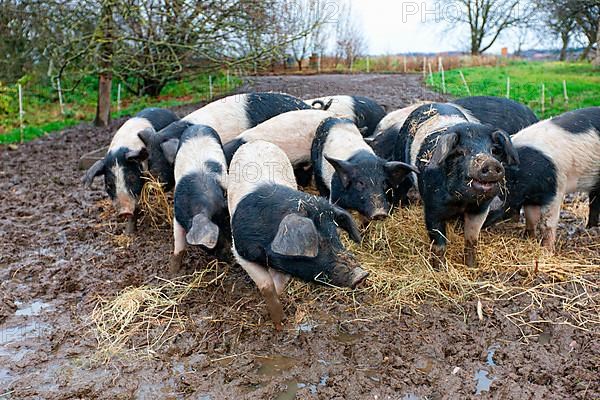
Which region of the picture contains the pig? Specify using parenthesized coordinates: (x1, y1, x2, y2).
(160, 124, 229, 274)
(228, 140, 368, 329)
(311, 117, 417, 220)
(396, 103, 519, 268)
(485, 107, 600, 250)
(367, 102, 431, 160)
(223, 109, 335, 186)
(138, 92, 310, 190)
(82, 108, 179, 233)
(367, 97, 537, 160)
(306, 95, 386, 137)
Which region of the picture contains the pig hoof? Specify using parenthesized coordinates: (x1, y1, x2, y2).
(169, 253, 185, 276)
(350, 268, 369, 288)
(125, 218, 137, 235)
(464, 252, 478, 268)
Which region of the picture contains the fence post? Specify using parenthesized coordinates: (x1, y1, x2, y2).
(253, 62, 257, 76)
(18, 84, 24, 143)
(563, 79, 568, 107)
(541, 83, 545, 117)
(403, 56, 407, 73)
(226, 70, 231, 89)
(428, 62, 434, 86)
(459, 70, 471, 96)
(438, 57, 446, 94)
(57, 78, 65, 115)
(117, 83, 122, 112)
(317, 54, 321, 73)
(209, 75, 213, 100)
(422, 57, 426, 79)
(366, 56, 370, 73)
(506, 76, 510, 99)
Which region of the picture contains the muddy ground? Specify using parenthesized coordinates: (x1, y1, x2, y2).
(0, 74, 598, 399)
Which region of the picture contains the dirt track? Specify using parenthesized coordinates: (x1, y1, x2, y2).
(0, 74, 598, 399)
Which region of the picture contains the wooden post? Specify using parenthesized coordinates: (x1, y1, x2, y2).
(423, 57, 426, 79)
(438, 57, 446, 94)
(317, 54, 321, 73)
(459, 71, 471, 96)
(563, 79, 568, 106)
(57, 78, 64, 115)
(366, 56, 370, 73)
(253, 61, 257, 75)
(506, 76, 510, 99)
(403, 56, 407, 73)
(117, 83, 121, 112)
(428, 62, 434, 86)
(209, 75, 213, 100)
(18, 83, 24, 143)
(541, 83, 545, 116)
(226, 70, 231, 89)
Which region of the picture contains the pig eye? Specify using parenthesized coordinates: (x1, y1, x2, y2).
(491, 146, 502, 157)
(355, 180, 366, 190)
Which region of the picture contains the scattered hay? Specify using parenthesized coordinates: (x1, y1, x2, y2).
(90, 260, 227, 361)
(139, 174, 173, 229)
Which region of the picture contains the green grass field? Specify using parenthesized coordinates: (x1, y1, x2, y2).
(0, 73, 241, 144)
(428, 61, 600, 118)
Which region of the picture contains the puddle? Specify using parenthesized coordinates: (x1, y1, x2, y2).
(275, 380, 301, 400)
(402, 394, 422, 400)
(474, 369, 495, 395)
(0, 321, 51, 362)
(486, 344, 499, 367)
(14, 300, 54, 316)
(256, 355, 297, 376)
(538, 326, 553, 345)
(333, 326, 363, 344)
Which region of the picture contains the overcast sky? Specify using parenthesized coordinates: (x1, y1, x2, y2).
(346, 0, 541, 55)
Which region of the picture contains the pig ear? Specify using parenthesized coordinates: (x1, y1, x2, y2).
(325, 156, 353, 188)
(270, 214, 319, 258)
(186, 214, 219, 249)
(81, 159, 106, 188)
(428, 132, 459, 169)
(160, 139, 180, 165)
(384, 161, 419, 185)
(125, 147, 149, 162)
(137, 128, 155, 146)
(332, 205, 361, 243)
(493, 130, 519, 166)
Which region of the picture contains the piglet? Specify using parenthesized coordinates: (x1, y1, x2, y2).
(160, 125, 229, 274)
(306, 95, 386, 136)
(311, 117, 417, 220)
(228, 140, 368, 329)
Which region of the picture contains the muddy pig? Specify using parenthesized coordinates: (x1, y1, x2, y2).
(160, 125, 229, 274)
(311, 117, 417, 220)
(82, 107, 179, 233)
(228, 140, 368, 329)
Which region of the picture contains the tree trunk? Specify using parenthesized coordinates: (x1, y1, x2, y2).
(297, 60, 302, 71)
(94, 73, 112, 126)
(593, 23, 600, 68)
(559, 31, 569, 61)
(141, 79, 164, 97)
(580, 42, 593, 61)
(94, 1, 114, 127)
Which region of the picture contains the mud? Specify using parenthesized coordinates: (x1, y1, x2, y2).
(0, 74, 598, 399)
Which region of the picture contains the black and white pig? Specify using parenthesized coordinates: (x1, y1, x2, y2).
(82, 107, 179, 232)
(311, 117, 417, 220)
(138, 92, 310, 190)
(223, 109, 335, 185)
(307, 95, 386, 137)
(228, 140, 368, 329)
(485, 107, 600, 250)
(160, 125, 229, 274)
(396, 103, 519, 268)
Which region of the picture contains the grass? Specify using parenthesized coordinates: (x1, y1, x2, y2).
(427, 61, 600, 117)
(0, 72, 241, 144)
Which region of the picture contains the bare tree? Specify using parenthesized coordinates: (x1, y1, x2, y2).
(535, 0, 577, 60)
(283, 0, 327, 71)
(442, 0, 535, 55)
(334, 2, 367, 67)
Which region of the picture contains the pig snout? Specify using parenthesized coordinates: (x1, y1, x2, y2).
(366, 196, 389, 221)
(330, 252, 369, 288)
(367, 208, 388, 221)
(468, 154, 504, 192)
(115, 194, 136, 220)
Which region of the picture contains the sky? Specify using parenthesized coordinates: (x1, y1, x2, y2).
(347, 0, 542, 55)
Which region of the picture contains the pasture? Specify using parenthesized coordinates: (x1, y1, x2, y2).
(0, 74, 598, 399)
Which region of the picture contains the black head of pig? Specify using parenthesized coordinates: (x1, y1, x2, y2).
(138, 120, 194, 191)
(326, 151, 418, 220)
(82, 146, 149, 220)
(233, 185, 368, 288)
(425, 123, 519, 202)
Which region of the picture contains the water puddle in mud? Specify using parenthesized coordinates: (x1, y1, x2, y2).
(474, 369, 494, 395)
(486, 344, 499, 366)
(402, 394, 422, 400)
(14, 300, 54, 316)
(256, 355, 297, 376)
(253, 355, 330, 397)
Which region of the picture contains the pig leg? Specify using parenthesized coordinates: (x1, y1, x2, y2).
(588, 190, 599, 228)
(524, 205, 542, 238)
(463, 208, 490, 268)
(234, 252, 283, 330)
(540, 195, 563, 252)
(424, 207, 448, 269)
(269, 268, 291, 296)
(169, 219, 187, 275)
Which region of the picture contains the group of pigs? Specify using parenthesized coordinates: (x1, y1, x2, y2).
(83, 92, 600, 329)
